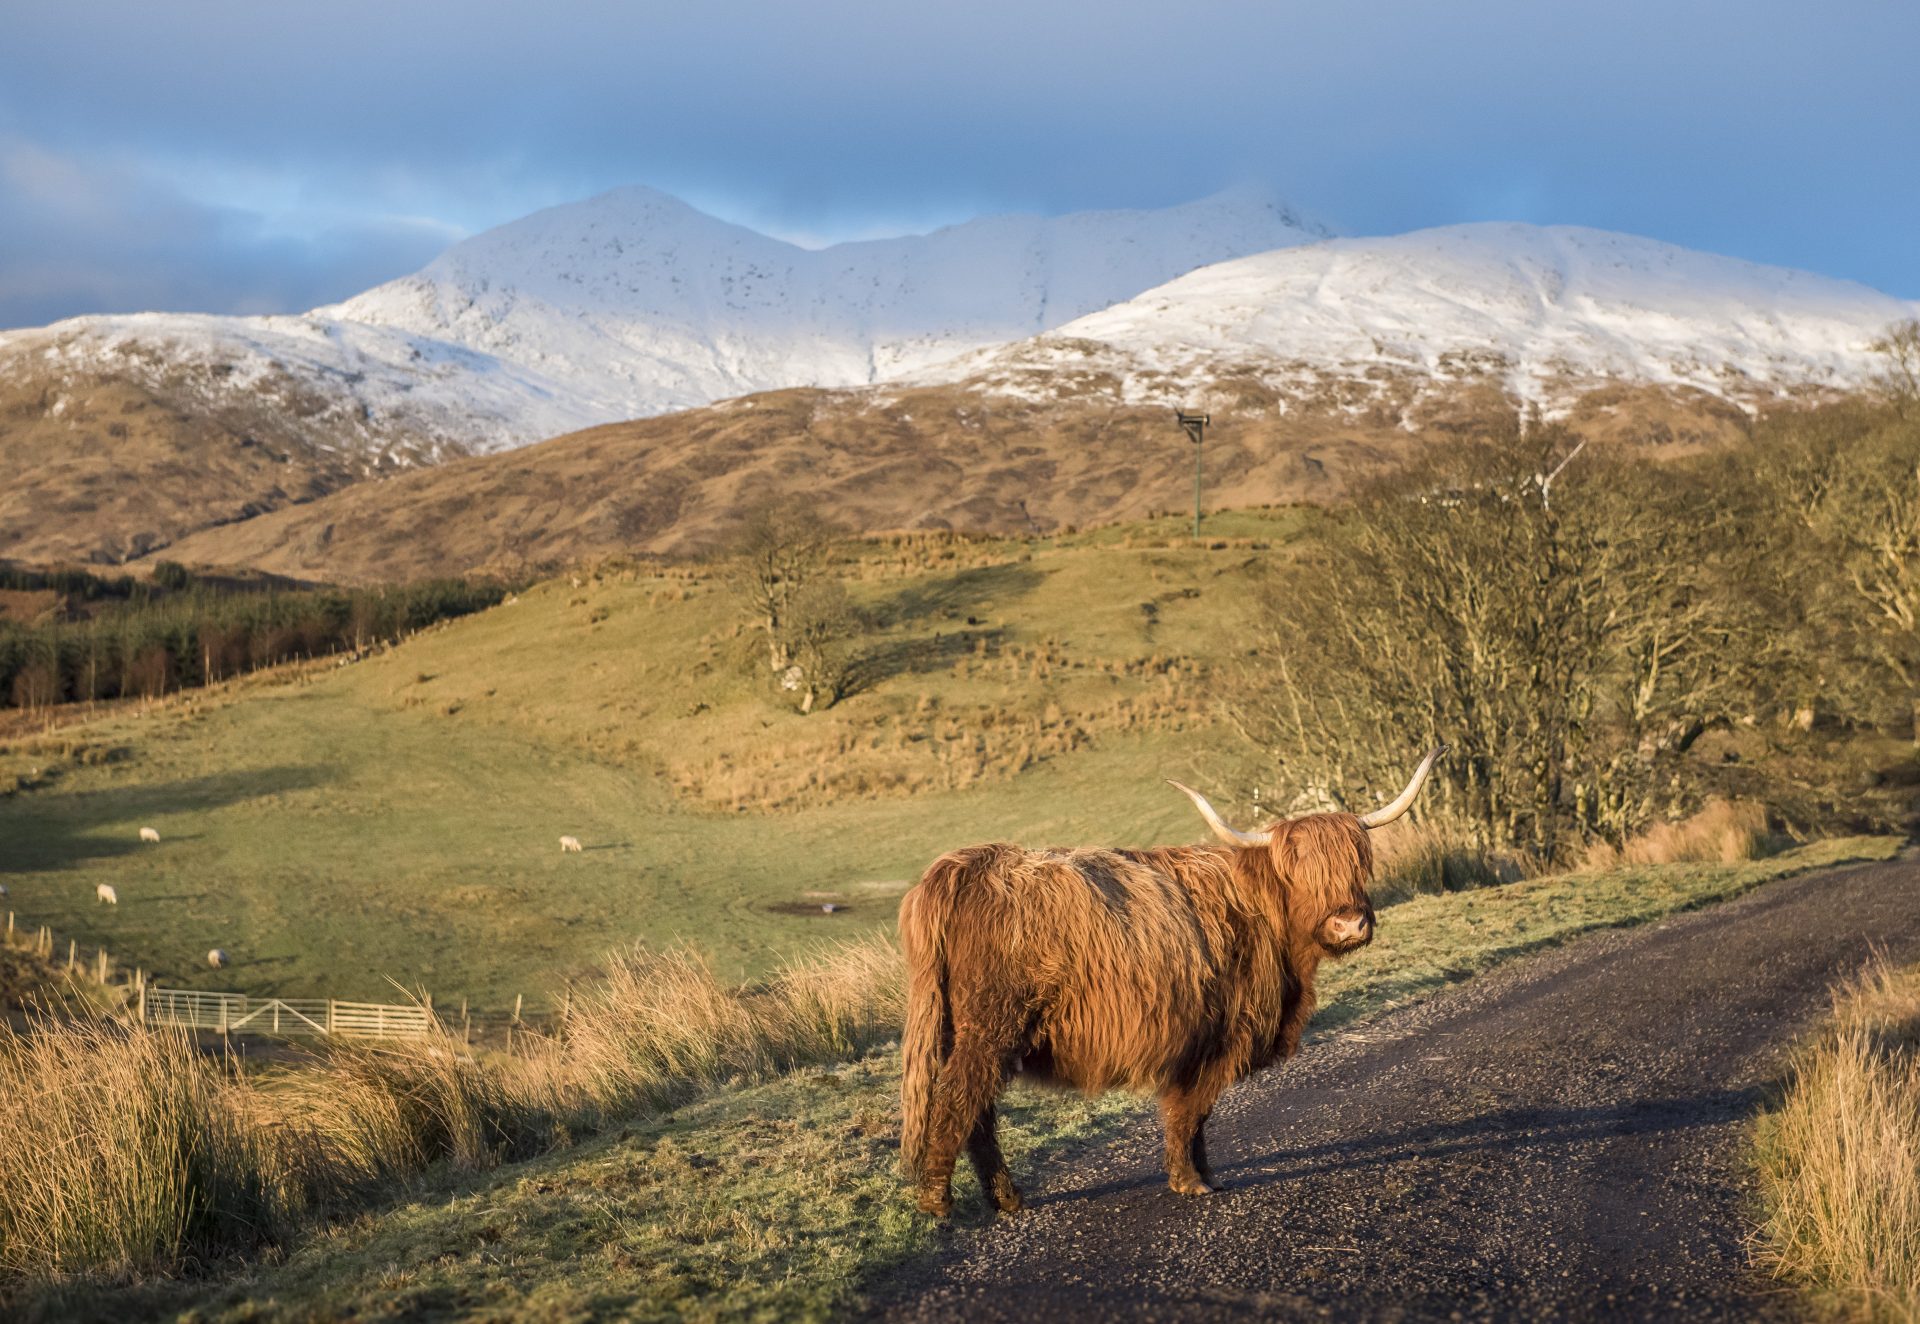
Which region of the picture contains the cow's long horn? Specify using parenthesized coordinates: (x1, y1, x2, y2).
(1355, 744, 1449, 829)
(1168, 781, 1273, 848)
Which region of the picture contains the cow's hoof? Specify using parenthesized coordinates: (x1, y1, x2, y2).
(990, 1176, 1026, 1214)
(917, 1188, 954, 1217)
(1169, 1175, 1217, 1197)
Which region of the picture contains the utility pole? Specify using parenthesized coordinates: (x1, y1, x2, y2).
(1176, 410, 1210, 540)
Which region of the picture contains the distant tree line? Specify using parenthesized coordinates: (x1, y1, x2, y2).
(1231, 397, 1920, 861)
(0, 562, 147, 603)
(1, 576, 507, 711)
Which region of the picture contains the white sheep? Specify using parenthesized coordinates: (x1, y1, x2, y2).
(559, 835, 583, 853)
(96, 884, 118, 905)
(207, 949, 229, 969)
(138, 827, 161, 844)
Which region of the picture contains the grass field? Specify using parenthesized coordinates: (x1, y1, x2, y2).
(0, 514, 1315, 1007)
(32, 835, 1897, 1324)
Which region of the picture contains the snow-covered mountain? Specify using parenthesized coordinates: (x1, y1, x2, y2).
(0, 185, 1330, 461)
(929, 223, 1920, 414)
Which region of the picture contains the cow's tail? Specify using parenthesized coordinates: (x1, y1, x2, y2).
(898, 867, 953, 1178)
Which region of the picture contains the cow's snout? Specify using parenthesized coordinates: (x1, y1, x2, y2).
(1325, 911, 1373, 949)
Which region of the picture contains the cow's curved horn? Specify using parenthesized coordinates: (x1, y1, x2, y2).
(1355, 744, 1449, 829)
(1168, 781, 1273, 848)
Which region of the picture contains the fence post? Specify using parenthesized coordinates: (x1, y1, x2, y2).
(138, 979, 146, 1024)
(67, 938, 75, 972)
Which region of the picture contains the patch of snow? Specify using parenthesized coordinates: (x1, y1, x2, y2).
(929, 224, 1920, 412)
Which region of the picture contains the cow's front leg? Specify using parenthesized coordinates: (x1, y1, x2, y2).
(1157, 1082, 1224, 1196)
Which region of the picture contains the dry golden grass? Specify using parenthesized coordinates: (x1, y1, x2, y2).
(1369, 818, 1526, 907)
(1756, 959, 1920, 1321)
(669, 648, 1209, 812)
(0, 1017, 289, 1280)
(0, 934, 903, 1285)
(1580, 798, 1771, 871)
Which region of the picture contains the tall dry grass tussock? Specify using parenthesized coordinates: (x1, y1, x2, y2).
(1581, 799, 1770, 872)
(1369, 818, 1524, 906)
(0, 933, 905, 1287)
(1756, 959, 1920, 1321)
(0, 1017, 286, 1281)
(548, 938, 905, 1122)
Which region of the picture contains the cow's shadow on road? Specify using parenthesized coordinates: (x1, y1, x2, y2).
(1046, 1084, 1771, 1207)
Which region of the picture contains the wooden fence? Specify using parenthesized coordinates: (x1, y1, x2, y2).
(141, 987, 435, 1040)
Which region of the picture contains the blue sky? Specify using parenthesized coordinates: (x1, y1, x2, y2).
(3, 0, 1915, 329)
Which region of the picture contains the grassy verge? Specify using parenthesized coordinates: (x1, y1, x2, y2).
(1756, 956, 1920, 1321)
(17, 834, 1894, 1324)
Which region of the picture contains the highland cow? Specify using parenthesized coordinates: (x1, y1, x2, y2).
(899, 746, 1445, 1216)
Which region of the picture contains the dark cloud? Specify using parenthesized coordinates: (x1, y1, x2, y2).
(0, 139, 454, 328)
(1, 0, 1915, 326)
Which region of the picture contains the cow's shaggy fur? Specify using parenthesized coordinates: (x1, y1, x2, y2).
(899, 813, 1376, 1215)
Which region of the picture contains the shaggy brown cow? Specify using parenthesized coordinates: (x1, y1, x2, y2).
(899, 746, 1445, 1215)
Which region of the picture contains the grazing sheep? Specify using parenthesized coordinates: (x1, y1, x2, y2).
(207, 949, 229, 969)
(138, 827, 161, 843)
(0, 883, 9, 897)
(559, 835, 583, 853)
(96, 884, 118, 905)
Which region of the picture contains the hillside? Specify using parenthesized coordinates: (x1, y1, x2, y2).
(154, 368, 1756, 584)
(0, 188, 1321, 565)
(0, 517, 1306, 1002)
(0, 333, 453, 566)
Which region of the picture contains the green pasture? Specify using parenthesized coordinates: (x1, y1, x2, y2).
(0, 514, 1310, 1006)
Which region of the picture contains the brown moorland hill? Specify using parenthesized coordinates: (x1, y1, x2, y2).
(153, 374, 1754, 583)
(0, 331, 453, 567)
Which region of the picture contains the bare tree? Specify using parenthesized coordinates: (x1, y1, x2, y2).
(727, 504, 844, 673)
(1227, 421, 1738, 860)
(1870, 319, 1920, 419)
(725, 503, 864, 713)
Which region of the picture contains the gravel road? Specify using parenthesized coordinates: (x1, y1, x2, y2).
(869, 852, 1920, 1322)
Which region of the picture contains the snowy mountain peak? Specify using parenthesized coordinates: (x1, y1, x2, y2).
(1, 185, 1328, 463)
(935, 221, 1920, 410)
(324, 183, 1334, 411)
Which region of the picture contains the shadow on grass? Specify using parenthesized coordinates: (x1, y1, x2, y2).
(845, 626, 1008, 696)
(0, 764, 335, 875)
(869, 561, 1046, 628)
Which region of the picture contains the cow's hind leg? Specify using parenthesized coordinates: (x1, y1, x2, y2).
(1158, 1078, 1227, 1196)
(967, 1104, 1023, 1213)
(916, 1009, 1022, 1216)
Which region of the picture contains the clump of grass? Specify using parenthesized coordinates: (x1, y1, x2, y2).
(0, 1017, 287, 1280)
(1370, 818, 1523, 907)
(1755, 959, 1920, 1320)
(544, 937, 904, 1121)
(1581, 798, 1771, 872)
